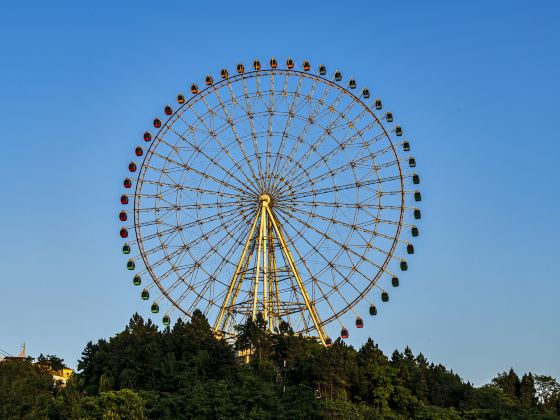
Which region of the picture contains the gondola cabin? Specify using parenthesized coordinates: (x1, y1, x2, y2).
(319, 65, 326, 75)
(144, 131, 152, 142)
(348, 79, 356, 89)
(340, 328, 349, 339)
(122, 243, 131, 254)
(412, 174, 420, 184)
(190, 84, 199, 94)
(386, 112, 393, 122)
(221, 68, 229, 78)
(414, 209, 421, 219)
(407, 244, 414, 254)
(374, 99, 382, 110)
(127, 260, 135, 270)
(151, 303, 159, 313)
(253, 60, 261, 70)
(381, 292, 389, 302)
(270, 58, 278, 68)
(119, 211, 127, 222)
(355, 318, 364, 328)
(414, 191, 422, 202)
(164, 106, 172, 116)
(153, 118, 161, 128)
(120, 195, 129, 205)
(325, 337, 332, 346)
(128, 162, 137, 173)
(362, 88, 370, 98)
(141, 290, 149, 300)
(392, 276, 400, 287)
(205, 75, 213, 85)
(120, 227, 128, 238)
(177, 94, 185, 104)
(403, 141, 410, 151)
(286, 58, 294, 69)
(303, 61, 311, 71)
(135, 147, 143, 157)
(369, 305, 377, 316)
(411, 226, 419, 237)
(163, 315, 171, 326)
(409, 157, 416, 168)
(123, 178, 132, 188)
(133, 275, 141, 286)
(334, 71, 342, 81)
(400, 261, 408, 271)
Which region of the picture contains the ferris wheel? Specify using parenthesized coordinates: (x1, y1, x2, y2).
(118, 58, 422, 346)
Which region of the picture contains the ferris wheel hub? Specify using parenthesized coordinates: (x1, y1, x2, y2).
(259, 194, 271, 207)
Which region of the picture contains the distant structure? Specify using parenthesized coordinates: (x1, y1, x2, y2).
(0, 342, 28, 361)
(0, 342, 74, 385)
(18, 342, 26, 358)
(51, 367, 74, 385)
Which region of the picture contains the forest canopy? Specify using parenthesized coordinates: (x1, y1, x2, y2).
(1, 311, 559, 419)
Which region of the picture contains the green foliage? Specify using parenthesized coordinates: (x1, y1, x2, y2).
(0, 358, 55, 419)
(37, 354, 67, 372)
(70, 389, 146, 419)
(3, 313, 559, 419)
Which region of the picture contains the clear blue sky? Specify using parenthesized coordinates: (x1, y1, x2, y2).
(0, 0, 558, 385)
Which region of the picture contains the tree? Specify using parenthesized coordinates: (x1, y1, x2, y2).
(535, 375, 560, 410)
(492, 368, 521, 400)
(234, 312, 273, 362)
(0, 358, 54, 419)
(519, 373, 537, 408)
(71, 389, 146, 419)
(36, 353, 66, 372)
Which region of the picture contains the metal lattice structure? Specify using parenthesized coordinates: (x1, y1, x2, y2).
(118, 58, 422, 345)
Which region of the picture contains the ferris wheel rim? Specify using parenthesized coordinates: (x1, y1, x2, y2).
(122, 60, 416, 341)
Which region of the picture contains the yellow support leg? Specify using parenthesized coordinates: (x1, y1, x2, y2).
(266, 207, 327, 346)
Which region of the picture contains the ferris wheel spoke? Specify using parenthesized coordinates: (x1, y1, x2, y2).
(136, 224, 183, 243)
(191, 231, 253, 322)
(276, 207, 395, 276)
(268, 77, 326, 190)
(281, 227, 346, 330)
(196, 95, 262, 193)
(266, 207, 326, 341)
(127, 201, 240, 214)
(216, 83, 265, 189)
(283, 128, 390, 191)
(268, 73, 305, 186)
(149, 151, 244, 196)
(162, 223, 244, 311)
(272, 210, 364, 306)
(264, 70, 275, 191)
(277, 90, 359, 182)
(148, 151, 250, 197)
(288, 172, 404, 201)
(166, 126, 260, 196)
(151, 215, 249, 305)
(288, 157, 402, 195)
(275, 210, 391, 324)
(282, 205, 410, 261)
(240, 75, 266, 189)
(272, 86, 348, 190)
